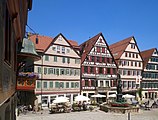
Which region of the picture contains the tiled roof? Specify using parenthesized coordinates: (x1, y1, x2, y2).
(109, 36, 134, 60)
(29, 35, 53, 52)
(68, 40, 78, 47)
(79, 32, 102, 63)
(140, 48, 156, 69)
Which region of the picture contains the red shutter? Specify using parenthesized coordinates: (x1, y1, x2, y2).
(82, 66, 84, 73)
(94, 67, 96, 74)
(104, 68, 107, 74)
(97, 47, 100, 52)
(89, 79, 91, 86)
(82, 80, 85, 87)
(100, 57, 102, 62)
(104, 57, 107, 63)
(110, 68, 113, 74)
(88, 66, 90, 74)
(102, 47, 105, 53)
(89, 56, 91, 61)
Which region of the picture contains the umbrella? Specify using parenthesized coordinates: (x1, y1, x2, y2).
(53, 97, 69, 103)
(91, 94, 106, 98)
(108, 94, 116, 98)
(123, 94, 135, 99)
(74, 95, 90, 102)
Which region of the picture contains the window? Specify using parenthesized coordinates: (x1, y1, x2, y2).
(66, 69, 69, 75)
(123, 81, 127, 88)
(132, 53, 135, 58)
(105, 81, 109, 87)
(37, 67, 42, 74)
(125, 52, 127, 57)
(71, 82, 75, 88)
(49, 82, 53, 88)
(44, 68, 47, 74)
(107, 68, 110, 74)
(66, 82, 69, 88)
(107, 58, 110, 63)
(54, 56, 57, 62)
(37, 81, 41, 88)
(45, 55, 49, 61)
(99, 67, 103, 74)
(57, 46, 60, 53)
(91, 80, 96, 87)
(62, 57, 65, 63)
(91, 56, 95, 62)
(128, 70, 131, 75)
(136, 54, 138, 58)
(131, 44, 135, 49)
(43, 82, 47, 88)
(56, 69, 59, 75)
(101, 57, 104, 63)
(100, 81, 103, 87)
(55, 82, 59, 88)
(60, 69, 65, 75)
(75, 59, 80, 64)
(139, 62, 141, 67)
(85, 80, 89, 86)
(52, 47, 56, 51)
(48, 68, 54, 74)
(90, 67, 94, 73)
(75, 82, 79, 88)
(60, 82, 64, 88)
(67, 57, 70, 64)
(131, 61, 133, 66)
(97, 57, 100, 62)
(129, 53, 131, 57)
(62, 47, 65, 54)
(67, 49, 70, 53)
(135, 62, 137, 67)
(123, 70, 126, 75)
(84, 66, 88, 73)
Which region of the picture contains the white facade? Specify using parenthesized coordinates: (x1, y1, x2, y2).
(34, 34, 81, 106)
(142, 49, 158, 99)
(118, 38, 143, 93)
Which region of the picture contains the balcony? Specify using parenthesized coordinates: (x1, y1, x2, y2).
(16, 72, 39, 91)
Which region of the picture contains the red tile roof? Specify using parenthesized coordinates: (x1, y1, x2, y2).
(29, 35, 53, 52)
(79, 32, 102, 63)
(109, 36, 134, 60)
(68, 40, 78, 47)
(140, 48, 156, 69)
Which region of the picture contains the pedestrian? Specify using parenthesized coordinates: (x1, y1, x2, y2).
(32, 105, 36, 114)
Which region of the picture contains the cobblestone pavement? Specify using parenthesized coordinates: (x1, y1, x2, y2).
(17, 108, 158, 120)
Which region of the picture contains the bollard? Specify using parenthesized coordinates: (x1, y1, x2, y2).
(128, 112, 131, 120)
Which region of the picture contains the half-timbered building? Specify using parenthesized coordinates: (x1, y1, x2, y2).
(109, 36, 143, 96)
(141, 48, 158, 99)
(80, 33, 118, 100)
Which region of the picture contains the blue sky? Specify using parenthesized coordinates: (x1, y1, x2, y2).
(27, 0, 158, 51)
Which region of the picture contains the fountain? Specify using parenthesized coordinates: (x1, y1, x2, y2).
(100, 73, 139, 113)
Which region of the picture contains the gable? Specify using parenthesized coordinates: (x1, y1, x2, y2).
(45, 34, 80, 58)
(120, 38, 142, 61)
(54, 35, 70, 46)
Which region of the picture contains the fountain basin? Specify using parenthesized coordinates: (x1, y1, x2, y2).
(100, 104, 139, 114)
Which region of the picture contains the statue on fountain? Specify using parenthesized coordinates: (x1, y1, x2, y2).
(116, 73, 123, 102)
